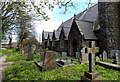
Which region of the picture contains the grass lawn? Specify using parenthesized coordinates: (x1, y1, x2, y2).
(100, 58, 120, 65)
(3, 50, 120, 80)
(0, 49, 13, 56)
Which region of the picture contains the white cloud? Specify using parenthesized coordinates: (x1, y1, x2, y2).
(34, 8, 61, 35)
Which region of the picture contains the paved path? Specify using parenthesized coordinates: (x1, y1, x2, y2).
(0, 54, 13, 82)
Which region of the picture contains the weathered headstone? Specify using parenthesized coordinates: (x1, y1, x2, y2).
(75, 52, 80, 59)
(112, 53, 119, 64)
(115, 53, 119, 64)
(103, 51, 107, 60)
(81, 47, 89, 64)
(81, 41, 103, 80)
(26, 49, 34, 61)
(110, 50, 120, 60)
(62, 52, 67, 60)
(57, 52, 74, 67)
(35, 51, 57, 71)
(54, 52, 58, 59)
(99, 54, 102, 58)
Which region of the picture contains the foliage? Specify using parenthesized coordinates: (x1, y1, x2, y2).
(3, 50, 120, 80)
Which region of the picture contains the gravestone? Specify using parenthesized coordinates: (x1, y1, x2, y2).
(75, 52, 80, 59)
(81, 47, 89, 64)
(110, 50, 120, 60)
(99, 54, 102, 58)
(54, 52, 58, 59)
(57, 52, 74, 67)
(112, 53, 119, 64)
(26, 49, 34, 61)
(35, 51, 57, 71)
(115, 53, 119, 64)
(81, 41, 103, 81)
(103, 51, 107, 60)
(62, 52, 67, 60)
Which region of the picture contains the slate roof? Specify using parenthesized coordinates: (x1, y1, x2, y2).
(63, 28, 71, 40)
(43, 31, 49, 39)
(75, 4, 98, 22)
(48, 32, 53, 41)
(43, 31, 53, 40)
(57, 18, 73, 31)
(56, 4, 98, 40)
(52, 30, 60, 41)
(43, 4, 98, 41)
(76, 20, 97, 40)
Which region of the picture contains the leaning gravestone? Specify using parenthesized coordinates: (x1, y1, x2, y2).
(103, 51, 107, 60)
(62, 52, 67, 60)
(35, 51, 57, 71)
(26, 49, 34, 61)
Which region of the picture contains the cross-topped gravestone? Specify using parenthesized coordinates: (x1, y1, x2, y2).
(87, 41, 99, 73)
(81, 41, 103, 81)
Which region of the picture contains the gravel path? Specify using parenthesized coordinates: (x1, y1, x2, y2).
(0, 54, 13, 82)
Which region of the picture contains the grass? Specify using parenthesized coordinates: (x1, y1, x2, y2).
(0, 49, 13, 56)
(100, 59, 120, 65)
(3, 50, 120, 80)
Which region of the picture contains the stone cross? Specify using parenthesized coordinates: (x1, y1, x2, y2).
(87, 41, 99, 73)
